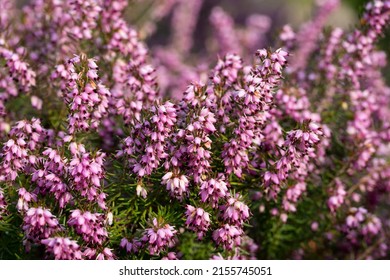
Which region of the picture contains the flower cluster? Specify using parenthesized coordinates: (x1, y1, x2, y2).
(69, 143, 106, 208)
(327, 178, 347, 213)
(222, 48, 289, 178)
(219, 193, 250, 226)
(0, 0, 389, 261)
(212, 224, 243, 250)
(32, 148, 72, 208)
(119, 101, 177, 178)
(0, 188, 7, 218)
(162, 172, 190, 200)
(41, 237, 82, 260)
(185, 205, 211, 239)
(343, 207, 383, 244)
(141, 218, 177, 255)
(0, 118, 46, 182)
(52, 55, 110, 134)
(199, 175, 229, 208)
(22, 207, 60, 250)
(67, 210, 108, 245)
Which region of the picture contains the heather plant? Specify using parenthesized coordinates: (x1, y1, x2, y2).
(0, 0, 389, 260)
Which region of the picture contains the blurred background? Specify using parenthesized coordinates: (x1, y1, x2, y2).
(126, 0, 365, 50)
(14, 0, 381, 58)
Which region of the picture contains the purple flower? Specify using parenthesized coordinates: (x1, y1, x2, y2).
(327, 178, 346, 212)
(69, 143, 106, 208)
(53, 55, 110, 134)
(162, 172, 189, 200)
(142, 218, 177, 255)
(17, 188, 37, 212)
(212, 53, 243, 86)
(185, 205, 211, 239)
(31, 148, 72, 208)
(41, 237, 82, 260)
(161, 251, 178, 260)
(0, 187, 6, 218)
(22, 207, 60, 249)
(96, 248, 116, 260)
(219, 193, 250, 226)
(120, 101, 177, 177)
(68, 210, 108, 245)
(0, 119, 46, 182)
(199, 175, 228, 208)
(120, 237, 142, 254)
(212, 224, 243, 250)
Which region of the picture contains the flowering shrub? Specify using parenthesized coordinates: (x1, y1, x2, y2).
(0, 0, 389, 260)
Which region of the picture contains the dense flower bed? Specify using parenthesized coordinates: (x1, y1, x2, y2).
(0, 0, 389, 260)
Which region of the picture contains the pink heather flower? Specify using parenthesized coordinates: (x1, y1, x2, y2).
(199, 175, 229, 207)
(135, 184, 148, 198)
(212, 53, 243, 86)
(41, 237, 82, 260)
(327, 178, 346, 212)
(0, 0, 14, 29)
(0, 119, 46, 182)
(222, 140, 249, 178)
(0, 46, 36, 92)
(113, 62, 159, 124)
(22, 207, 60, 247)
(65, 0, 102, 40)
(311, 222, 319, 232)
(165, 101, 216, 183)
(222, 48, 289, 178)
(361, 216, 382, 236)
(68, 210, 108, 245)
(69, 143, 106, 208)
(83, 248, 97, 259)
(337, 2, 390, 90)
(0, 187, 6, 218)
(17, 188, 37, 212)
(282, 182, 307, 213)
(53, 55, 110, 134)
(262, 121, 324, 200)
(153, 47, 202, 99)
(280, 213, 288, 223)
(343, 207, 383, 244)
(319, 27, 343, 80)
(32, 148, 72, 208)
(274, 87, 320, 123)
(120, 101, 177, 177)
(219, 193, 250, 226)
(237, 236, 259, 260)
(363, 0, 390, 36)
(162, 172, 189, 200)
(30, 96, 43, 110)
(142, 218, 177, 255)
(105, 19, 148, 64)
(120, 237, 142, 254)
(212, 224, 243, 250)
(161, 252, 178, 260)
(83, 247, 115, 260)
(210, 251, 242, 260)
(279, 25, 296, 48)
(96, 248, 115, 260)
(185, 205, 211, 239)
(0, 138, 27, 182)
(346, 207, 368, 228)
(242, 14, 271, 53)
